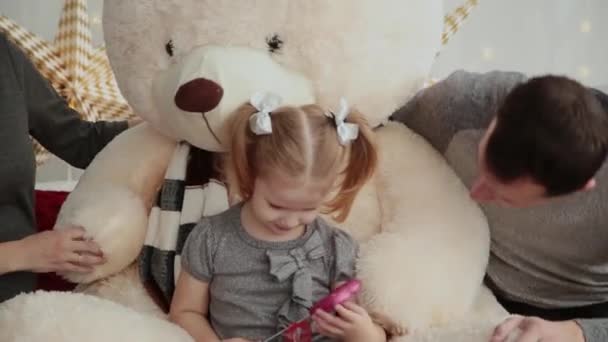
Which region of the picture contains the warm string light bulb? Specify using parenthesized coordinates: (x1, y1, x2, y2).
(577, 65, 591, 79)
(577, 19, 592, 80)
(90, 15, 101, 25)
(481, 47, 494, 61)
(580, 20, 592, 33)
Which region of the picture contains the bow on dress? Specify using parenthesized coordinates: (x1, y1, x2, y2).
(266, 230, 326, 329)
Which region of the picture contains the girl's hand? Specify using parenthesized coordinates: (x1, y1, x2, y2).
(312, 302, 386, 342)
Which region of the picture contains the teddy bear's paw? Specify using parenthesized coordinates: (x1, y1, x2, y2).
(370, 310, 408, 337)
(56, 184, 149, 283)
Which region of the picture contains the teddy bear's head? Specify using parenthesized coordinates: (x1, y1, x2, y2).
(103, 0, 443, 151)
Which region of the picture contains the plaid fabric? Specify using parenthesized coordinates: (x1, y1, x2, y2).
(138, 143, 229, 307)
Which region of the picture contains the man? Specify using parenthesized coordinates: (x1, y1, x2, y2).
(392, 70, 608, 342)
(470, 76, 607, 206)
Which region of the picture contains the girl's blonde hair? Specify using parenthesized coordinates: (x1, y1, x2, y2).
(223, 102, 378, 222)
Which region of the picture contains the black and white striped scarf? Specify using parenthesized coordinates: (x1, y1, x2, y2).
(138, 142, 229, 309)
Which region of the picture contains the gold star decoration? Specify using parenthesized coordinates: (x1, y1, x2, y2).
(0, 0, 134, 165)
(0, 0, 478, 165)
(442, 0, 479, 46)
(426, 0, 481, 88)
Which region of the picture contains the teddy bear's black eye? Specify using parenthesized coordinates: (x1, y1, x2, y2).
(266, 34, 283, 53)
(165, 40, 175, 57)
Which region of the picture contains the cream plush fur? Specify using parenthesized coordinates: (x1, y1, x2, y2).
(0, 1, 515, 341)
(0, 290, 193, 342)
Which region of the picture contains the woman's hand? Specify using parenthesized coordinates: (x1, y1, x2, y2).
(312, 301, 386, 342)
(17, 225, 105, 273)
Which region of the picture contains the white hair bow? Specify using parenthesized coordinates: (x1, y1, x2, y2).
(249, 91, 283, 135)
(332, 98, 359, 145)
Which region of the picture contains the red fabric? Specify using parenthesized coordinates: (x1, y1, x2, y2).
(34, 190, 77, 291)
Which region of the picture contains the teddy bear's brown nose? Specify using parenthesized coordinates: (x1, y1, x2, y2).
(174, 78, 224, 113)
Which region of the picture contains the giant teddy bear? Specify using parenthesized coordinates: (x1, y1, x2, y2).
(0, 1, 513, 341)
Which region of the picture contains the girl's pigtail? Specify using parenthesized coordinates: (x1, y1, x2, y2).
(328, 109, 378, 222)
(223, 103, 258, 200)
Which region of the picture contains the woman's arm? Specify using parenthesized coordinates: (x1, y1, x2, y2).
(2, 33, 128, 169)
(0, 226, 104, 276)
(169, 270, 220, 342)
(0, 240, 22, 275)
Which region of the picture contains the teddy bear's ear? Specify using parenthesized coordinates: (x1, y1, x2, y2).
(341, 0, 479, 127)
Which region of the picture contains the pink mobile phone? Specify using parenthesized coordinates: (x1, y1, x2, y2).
(310, 278, 361, 314)
(263, 279, 362, 342)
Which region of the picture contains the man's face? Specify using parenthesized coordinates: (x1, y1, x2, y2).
(470, 119, 548, 207)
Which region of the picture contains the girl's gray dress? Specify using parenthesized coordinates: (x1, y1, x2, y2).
(181, 203, 358, 341)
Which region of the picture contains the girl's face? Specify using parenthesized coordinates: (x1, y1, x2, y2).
(248, 171, 334, 237)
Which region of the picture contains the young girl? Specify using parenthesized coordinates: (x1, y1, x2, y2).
(169, 92, 386, 342)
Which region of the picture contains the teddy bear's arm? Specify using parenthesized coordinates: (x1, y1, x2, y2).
(357, 122, 492, 332)
(54, 123, 177, 283)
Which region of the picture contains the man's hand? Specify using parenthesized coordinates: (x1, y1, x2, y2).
(17, 225, 105, 273)
(312, 301, 386, 342)
(490, 315, 585, 342)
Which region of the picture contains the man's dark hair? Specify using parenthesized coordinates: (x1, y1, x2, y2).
(486, 75, 608, 196)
